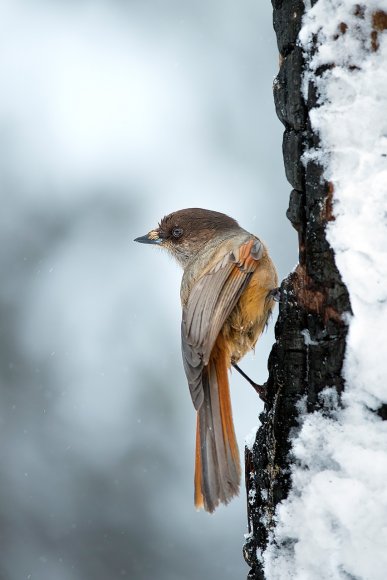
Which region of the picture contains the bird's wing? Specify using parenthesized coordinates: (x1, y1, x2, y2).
(181, 237, 263, 410)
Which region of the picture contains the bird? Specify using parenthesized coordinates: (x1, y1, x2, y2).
(134, 208, 278, 512)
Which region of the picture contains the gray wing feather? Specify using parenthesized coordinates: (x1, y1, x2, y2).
(181, 244, 256, 410)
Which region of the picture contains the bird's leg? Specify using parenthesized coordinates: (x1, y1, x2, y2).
(231, 363, 267, 402)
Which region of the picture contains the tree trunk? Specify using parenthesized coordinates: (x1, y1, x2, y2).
(243, 1, 352, 578)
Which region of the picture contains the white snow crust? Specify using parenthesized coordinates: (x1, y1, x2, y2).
(264, 2, 387, 578)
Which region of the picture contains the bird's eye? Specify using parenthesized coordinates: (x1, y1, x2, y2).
(172, 227, 183, 239)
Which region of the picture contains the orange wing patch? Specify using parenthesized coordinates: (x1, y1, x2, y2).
(231, 238, 263, 273)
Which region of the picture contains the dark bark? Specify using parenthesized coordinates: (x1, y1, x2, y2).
(243, 2, 351, 578)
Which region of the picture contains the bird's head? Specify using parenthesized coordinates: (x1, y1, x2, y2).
(134, 208, 240, 267)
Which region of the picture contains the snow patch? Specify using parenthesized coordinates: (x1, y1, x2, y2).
(245, 425, 259, 451)
(301, 329, 319, 346)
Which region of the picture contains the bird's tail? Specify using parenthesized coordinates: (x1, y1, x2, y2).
(194, 335, 241, 512)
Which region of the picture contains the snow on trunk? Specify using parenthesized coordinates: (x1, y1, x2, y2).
(264, 2, 387, 579)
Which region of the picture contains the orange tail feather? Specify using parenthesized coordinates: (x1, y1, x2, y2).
(194, 335, 240, 512)
(194, 414, 204, 509)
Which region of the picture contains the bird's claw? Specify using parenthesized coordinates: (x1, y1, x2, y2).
(252, 382, 267, 403)
(232, 362, 268, 403)
(267, 287, 281, 302)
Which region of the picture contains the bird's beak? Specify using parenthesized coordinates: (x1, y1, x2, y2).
(134, 230, 162, 245)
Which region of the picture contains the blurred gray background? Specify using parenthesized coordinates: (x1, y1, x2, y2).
(0, 1, 296, 579)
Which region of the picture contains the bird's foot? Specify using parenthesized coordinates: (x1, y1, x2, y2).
(267, 287, 281, 302)
(231, 363, 267, 402)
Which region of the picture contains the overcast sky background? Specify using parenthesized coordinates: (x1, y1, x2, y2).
(0, 1, 296, 579)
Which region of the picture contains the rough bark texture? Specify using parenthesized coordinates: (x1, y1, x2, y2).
(243, 2, 351, 578)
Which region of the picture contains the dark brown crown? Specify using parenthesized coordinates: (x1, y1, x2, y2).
(158, 208, 239, 242)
